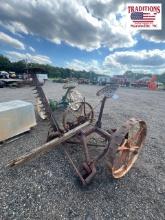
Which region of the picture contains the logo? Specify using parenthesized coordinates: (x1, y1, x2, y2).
(127, 3, 162, 30)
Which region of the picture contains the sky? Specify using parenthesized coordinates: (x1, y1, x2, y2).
(0, 0, 165, 75)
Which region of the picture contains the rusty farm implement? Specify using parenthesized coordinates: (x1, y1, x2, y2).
(36, 80, 83, 120)
(7, 68, 147, 185)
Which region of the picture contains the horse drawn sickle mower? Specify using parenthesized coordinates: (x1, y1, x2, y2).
(7, 68, 147, 185)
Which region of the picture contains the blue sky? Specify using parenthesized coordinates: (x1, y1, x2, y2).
(0, 0, 164, 75)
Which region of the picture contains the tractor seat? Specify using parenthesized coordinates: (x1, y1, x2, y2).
(96, 83, 119, 98)
(63, 82, 76, 89)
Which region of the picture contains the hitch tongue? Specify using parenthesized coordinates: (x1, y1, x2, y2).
(65, 150, 97, 185)
(81, 162, 97, 184)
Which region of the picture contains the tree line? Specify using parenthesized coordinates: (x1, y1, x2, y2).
(0, 54, 165, 83)
(0, 55, 96, 80)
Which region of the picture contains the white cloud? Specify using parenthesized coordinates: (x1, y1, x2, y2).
(67, 49, 165, 76)
(0, 0, 164, 72)
(0, 21, 28, 36)
(6, 51, 52, 64)
(137, 0, 165, 43)
(84, 0, 124, 19)
(0, 0, 164, 51)
(67, 59, 114, 75)
(141, 32, 165, 43)
(0, 0, 137, 51)
(104, 49, 165, 74)
(29, 46, 35, 52)
(85, 0, 165, 44)
(67, 59, 102, 73)
(0, 31, 25, 49)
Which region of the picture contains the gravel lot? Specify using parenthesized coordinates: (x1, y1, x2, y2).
(0, 81, 165, 220)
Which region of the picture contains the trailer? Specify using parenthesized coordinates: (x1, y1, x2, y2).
(0, 78, 24, 87)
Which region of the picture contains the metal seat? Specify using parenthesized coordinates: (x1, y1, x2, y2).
(96, 83, 119, 98)
(63, 82, 76, 89)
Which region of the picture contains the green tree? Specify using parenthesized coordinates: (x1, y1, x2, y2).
(157, 72, 165, 83)
(11, 60, 26, 73)
(0, 55, 11, 71)
(0, 54, 98, 79)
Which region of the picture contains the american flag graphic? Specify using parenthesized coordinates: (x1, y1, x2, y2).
(131, 12, 156, 23)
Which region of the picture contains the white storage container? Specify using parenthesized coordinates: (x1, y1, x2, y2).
(0, 100, 36, 142)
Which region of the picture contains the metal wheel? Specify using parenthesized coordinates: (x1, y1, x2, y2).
(67, 89, 83, 111)
(63, 101, 94, 130)
(107, 118, 147, 178)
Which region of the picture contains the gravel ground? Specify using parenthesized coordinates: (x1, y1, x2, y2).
(0, 81, 165, 220)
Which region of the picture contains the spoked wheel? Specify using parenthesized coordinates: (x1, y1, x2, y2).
(67, 89, 83, 111)
(109, 118, 147, 178)
(63, 101, 94, 130)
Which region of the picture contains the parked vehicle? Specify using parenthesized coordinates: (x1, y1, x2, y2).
(0, 80, 5, 88)
(0, 71, 9, 79)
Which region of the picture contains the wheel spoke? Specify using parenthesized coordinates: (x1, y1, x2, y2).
(83, 102, 86, 115)
(111, 119, 147, 179)
(129, 146, 139, 153)
(63, 102, 94, 130)
(117, 145, 139, 153)
(129, 127, 143, 146)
